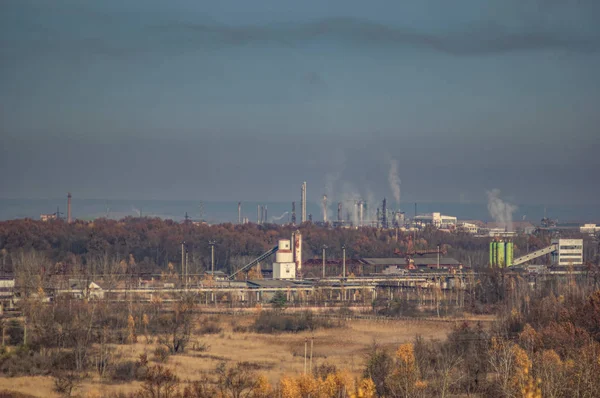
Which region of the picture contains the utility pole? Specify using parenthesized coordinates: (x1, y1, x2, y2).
(304, 338, 308, 374)
(185, 249, 189, 289)
(322, 245, 327, 279)
(342, 245, 346, 279)
(437, 244, 440, 269)
(209, 240, 216, 306)
(310, 337, 314, 374)
(181, 242, 185, 285)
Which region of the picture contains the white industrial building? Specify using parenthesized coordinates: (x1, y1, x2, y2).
(414, 212, 457, 228)
(457, 222, 479, 234)
(552, 238, 583, 266)
(580, 224, 600, 235)
(272, 239, 296, 279)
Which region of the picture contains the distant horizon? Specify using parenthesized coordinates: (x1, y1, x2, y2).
(1, 198, 598, 224)
(2, 197, 599, 207)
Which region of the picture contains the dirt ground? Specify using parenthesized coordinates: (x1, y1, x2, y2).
(0, 315, 488, 397)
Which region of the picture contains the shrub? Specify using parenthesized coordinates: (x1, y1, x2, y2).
(199, 323, 222, 335)
(52, 371, 86, 397)
(253, 310, 341, 333)
(152, 346, 170, 363)
(0, 347, 53, 377)
(111, 361, 138, 382)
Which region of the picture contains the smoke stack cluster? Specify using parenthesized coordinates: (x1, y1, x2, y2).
(257, 205, 268, 224)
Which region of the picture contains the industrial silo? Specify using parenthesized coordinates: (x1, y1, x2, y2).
(506, 242, 514, 267)
(497, 241, 505, 267)
(489, 242, 494, 267)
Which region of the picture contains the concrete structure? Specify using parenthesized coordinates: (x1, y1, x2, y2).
(272, 239, 296, 279)
(552, 238, 583, 266)
(414, 212, 457, 228)
(580, 224, 600, 235)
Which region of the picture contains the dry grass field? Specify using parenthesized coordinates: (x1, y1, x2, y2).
(0, 314, 491, 397)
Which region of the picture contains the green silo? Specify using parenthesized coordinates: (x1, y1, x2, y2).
(497, 241, 505, 267)
(506, 242, 514, 267)
(489, 242, 494, 267)
(492, 241, 498, 267)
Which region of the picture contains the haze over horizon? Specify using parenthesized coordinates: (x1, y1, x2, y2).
(2, 0, 599, 206)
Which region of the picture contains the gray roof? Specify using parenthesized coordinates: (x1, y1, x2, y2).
(363, 257, 460, 266)
(413, 257, 460, 266)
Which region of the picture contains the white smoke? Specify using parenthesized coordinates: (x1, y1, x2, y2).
(388, 159, 401, 207)
(271, 212, 289, 223)
(486, 189, 518, 232)
(131, 206, 141, 217)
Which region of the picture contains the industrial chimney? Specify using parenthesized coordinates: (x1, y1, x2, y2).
(238, 202, 242, 224)
(358, 201, 364, 227)
(322, 195, 328, 223)
(301, 182, 307, 223)
(67, 193, 72, 223)
(337, 202, 342, 223)
(382, 198, 388, 229)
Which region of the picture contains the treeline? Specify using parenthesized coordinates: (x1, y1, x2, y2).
(0, 217, 559, 277)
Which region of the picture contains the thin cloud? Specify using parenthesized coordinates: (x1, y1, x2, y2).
(151, 17, 600, 55)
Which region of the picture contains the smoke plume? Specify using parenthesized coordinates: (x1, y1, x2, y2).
(388, 159, 401, 207)
(271, 211, 289, 223)
(486, 189, 518, 232)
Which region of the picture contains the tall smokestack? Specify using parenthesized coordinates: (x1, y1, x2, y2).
(382, 198, 388, 229)
(264, 205, 268, 224)
(238, 202, 241, 224)
(257, 205, 261, 224)
(67, 193, 72, 223)
(291, 202, 296, 225)
(337, 202, 342, 223)
(301, 182, 307, 223)
(322, 195, 328, 223)
(359, 201, 364, 227)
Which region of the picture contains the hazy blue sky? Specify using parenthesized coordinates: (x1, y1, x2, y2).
(1, 0, 599, 206)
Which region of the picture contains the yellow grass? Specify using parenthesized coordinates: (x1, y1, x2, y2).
(0, 315, 484, 397)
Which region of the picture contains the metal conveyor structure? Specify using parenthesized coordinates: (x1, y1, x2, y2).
(512, 243, 558, 266)
(228, 245, 279, 280)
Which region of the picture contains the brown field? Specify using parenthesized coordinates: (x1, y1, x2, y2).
(0, 314, 492, 397)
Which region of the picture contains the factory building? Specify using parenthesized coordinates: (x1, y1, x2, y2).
(414, 212, 457, 228)
(580, 224, 600, 235)
(552, 238, 583, 266)
(457, 222, 479, 234)
(272, 239, 296, 279)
